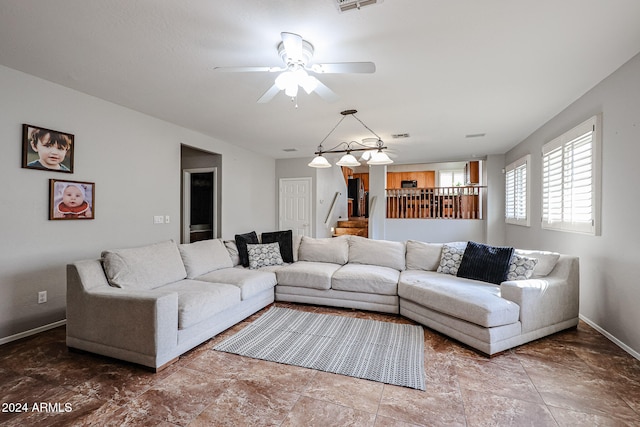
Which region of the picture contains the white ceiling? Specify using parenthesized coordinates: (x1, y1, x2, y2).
(1, 0, 639, 164)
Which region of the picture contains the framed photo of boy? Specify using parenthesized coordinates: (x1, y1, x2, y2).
(49, 179, 94, 220)
(22, 124, 74, 173)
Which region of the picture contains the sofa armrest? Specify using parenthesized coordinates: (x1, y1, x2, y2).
(67, 262, 178, 357)
(500, 255, 579, 333)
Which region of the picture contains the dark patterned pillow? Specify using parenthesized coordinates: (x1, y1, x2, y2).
(261, 230, 294, 263)
(247, 243, 284, 269)
(234, 231, 259, 267)
(457, 241, 514, 285)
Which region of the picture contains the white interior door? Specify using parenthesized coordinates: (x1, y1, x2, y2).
(279, 177, 312, 237)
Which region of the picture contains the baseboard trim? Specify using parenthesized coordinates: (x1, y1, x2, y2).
(579, 314, 640, 361)
(0, 319, 67, 346)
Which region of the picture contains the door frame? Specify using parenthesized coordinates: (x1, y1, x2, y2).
(182, 167, 217, 243)
(279, 177, 313, 237)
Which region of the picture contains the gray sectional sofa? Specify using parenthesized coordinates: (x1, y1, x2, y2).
(66, 239, 276, 370)
(66, 235, 579, 370)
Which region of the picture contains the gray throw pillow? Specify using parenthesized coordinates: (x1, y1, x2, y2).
(436, 242, 467, 276)
(506, 254, 539, 281)
(247, 242, 284, 269)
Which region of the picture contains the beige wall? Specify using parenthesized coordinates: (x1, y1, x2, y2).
(505, 52, 640, 358)
(0, 65, 276, 340)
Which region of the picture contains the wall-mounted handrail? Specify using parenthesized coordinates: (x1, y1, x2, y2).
(325, 191, 341, 226)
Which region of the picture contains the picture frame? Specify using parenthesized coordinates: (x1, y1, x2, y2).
(49, 179, 94, 220)
(22, 124, 74, 173)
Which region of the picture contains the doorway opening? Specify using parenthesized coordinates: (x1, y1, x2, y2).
(181, 145, 222, 243)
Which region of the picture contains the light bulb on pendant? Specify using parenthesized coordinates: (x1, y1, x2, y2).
(308, 154, 331, 168)
(336, 152, 361, 167)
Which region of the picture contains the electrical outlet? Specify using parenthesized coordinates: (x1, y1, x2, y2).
(153, 215, 164, 224)
(38, 291, 47, 304)
(164, 215, 170, 224)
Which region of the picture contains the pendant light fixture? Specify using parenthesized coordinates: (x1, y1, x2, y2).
(308, 109, 393, 168)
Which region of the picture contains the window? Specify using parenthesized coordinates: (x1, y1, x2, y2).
(505, 155, 530, 226)
(438, 169, 464, 187)
(542, 115, 601, 235)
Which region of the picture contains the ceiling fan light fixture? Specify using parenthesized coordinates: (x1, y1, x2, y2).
(301, 75, 319, 94)
(308, 154, 332, 168)
(284, 83, 298, 97)
(275, 71, 293, 90)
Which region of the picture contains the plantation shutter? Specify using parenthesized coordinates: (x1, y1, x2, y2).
(505, 155, 529, 226)
(542, 116, 597, 234)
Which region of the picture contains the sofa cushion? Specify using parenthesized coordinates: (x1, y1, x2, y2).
(261, 230, 294, 263)
(347, 236, 406, 271)
(398, 270, 520, 328)
(178, 239, 233, 279)
(102, 240, 187, 290)
(331, 264, 399, 295)
(507, 254, 539, 281)
(457, 241, 514, 285)
(196, 267, 277, 300)
(406, 240, 443, 271)
(298, 236, 349, 265)
(514, 249, 560, 276)
(235, 231, 259, 267)
(276, 261, 342, 290)
(159, 280, 241, 329)
(247, 243, 284, 269)
(436, 242, 467, 276)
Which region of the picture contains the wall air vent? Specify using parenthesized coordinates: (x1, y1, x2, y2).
(336, 0, 383, 12)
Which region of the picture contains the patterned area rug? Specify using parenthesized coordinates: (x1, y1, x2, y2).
(214, 307, 425, 390)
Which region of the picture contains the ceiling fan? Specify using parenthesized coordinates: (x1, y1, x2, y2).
(214, 32, 376, 103)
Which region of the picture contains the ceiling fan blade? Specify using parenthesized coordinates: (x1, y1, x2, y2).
(213, 66, 283, 72)
(281, 32, 304, 63)
(257, 84, 281, 103)
(310, 62, 376, 74)
(313, 80, 339, 103)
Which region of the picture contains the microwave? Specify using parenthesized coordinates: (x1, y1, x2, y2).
(401, 180, 417, 188)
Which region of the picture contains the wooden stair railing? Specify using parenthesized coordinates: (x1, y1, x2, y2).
(385, 186, 484, 219)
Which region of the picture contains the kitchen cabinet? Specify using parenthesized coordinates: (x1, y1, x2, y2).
(465, 161, 479, 185)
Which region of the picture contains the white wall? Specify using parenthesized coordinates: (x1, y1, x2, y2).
(0, 65, 275, 339)
(484, 154, 506, 245)
(385, 219, 485, 243)
(504, 52, 640, 357)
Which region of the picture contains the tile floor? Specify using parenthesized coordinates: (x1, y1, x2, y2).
(1, 302, 639, 426)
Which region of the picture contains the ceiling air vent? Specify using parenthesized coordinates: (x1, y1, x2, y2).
(336, 0, 383, 12)
(282, 148, 298, 152)
(391, 133, 410, 139)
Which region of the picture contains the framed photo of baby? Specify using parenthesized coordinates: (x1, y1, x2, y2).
(49, 179, 94, 220)
(22, 124, 74, 173)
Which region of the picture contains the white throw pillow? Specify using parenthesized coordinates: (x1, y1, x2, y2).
(348, 236, 406, 271)
(224, 240, 241, 266)
(247, 242, 284, 269)
(436, 242, 467, 276)
(405, 240, 443, 271)
(179, 239, 233, 278)
(514, 249, 560, 276)
(298, 235, 349, 265)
